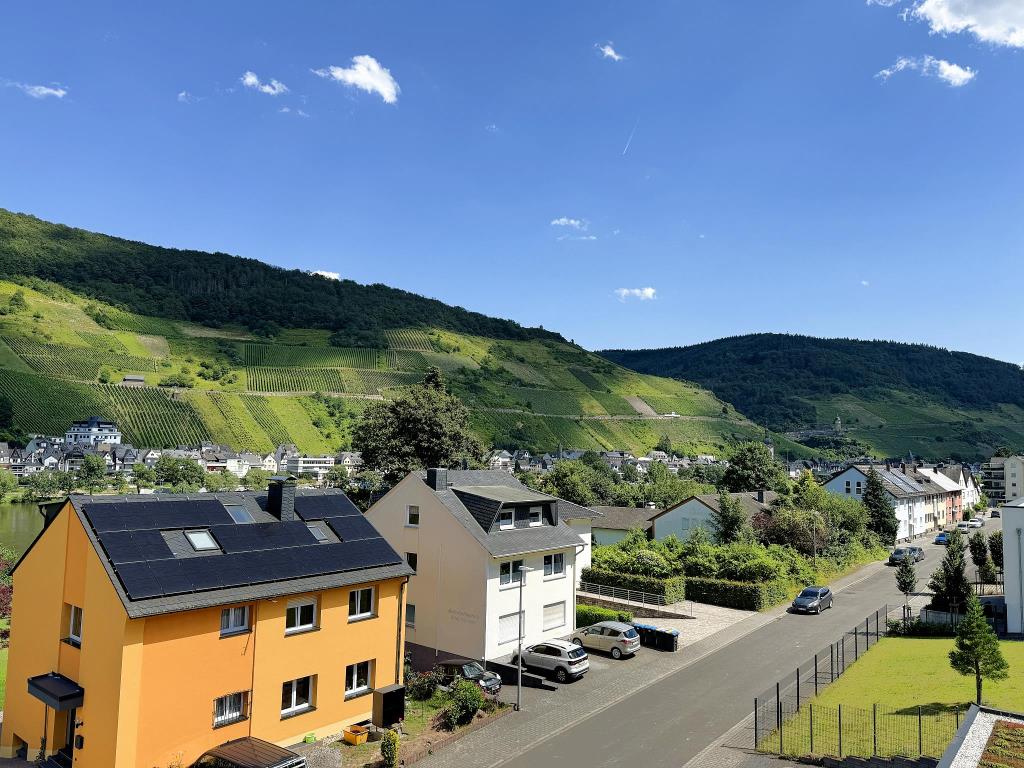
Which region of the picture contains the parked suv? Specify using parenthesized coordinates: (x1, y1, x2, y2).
(570, 621, 640, 659)
(190, 738, 306, 768)
(512, 639, 589, 683)
(435, 658, 502, 695)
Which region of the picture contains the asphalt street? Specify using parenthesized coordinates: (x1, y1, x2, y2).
(498, 535, 949, 768)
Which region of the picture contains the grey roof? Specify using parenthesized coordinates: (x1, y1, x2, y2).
(35, 489, 413, 619)
(423, 470, 588, 557)
(591, 506, 659, 531)
(654, 491, 777, 521)
(438, 470, 600, 520)
(848, 465, 929, 499)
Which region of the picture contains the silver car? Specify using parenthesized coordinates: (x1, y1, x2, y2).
(512, 639, 590, 683)
(569, 621, 641, 659)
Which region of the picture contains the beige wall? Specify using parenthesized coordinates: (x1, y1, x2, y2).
(651, 498, 713, 541)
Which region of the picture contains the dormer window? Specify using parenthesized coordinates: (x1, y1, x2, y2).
(527, 506, 542, 527)
(225, 504, 254, 524)
(498, 509, 514, 530)
(185, 529, 219, 552)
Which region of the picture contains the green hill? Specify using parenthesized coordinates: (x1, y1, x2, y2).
(0, 210, 800, 457)
(600, 334, 1024, 460)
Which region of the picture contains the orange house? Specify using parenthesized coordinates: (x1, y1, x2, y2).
(0, 479, 412, 767)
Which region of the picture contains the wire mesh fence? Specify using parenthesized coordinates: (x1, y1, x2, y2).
(752, 604, 961, 759)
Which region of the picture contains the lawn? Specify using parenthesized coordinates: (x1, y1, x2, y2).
(766, 638, 1024, 759)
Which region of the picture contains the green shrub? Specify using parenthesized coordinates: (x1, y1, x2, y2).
(685, 577, 790, 611)
(885, 618, 956, 638)
(380, 729, 399, 768)
(439, 678, 485, 730)
(716, 543, 786, 582)
(407, 670, 440, 701)
(580, 568, 686, 603)
(576, 604, 633, 627)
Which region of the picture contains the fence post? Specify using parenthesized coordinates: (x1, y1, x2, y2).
(955, 705, 960, 729)
(841, 637, 845, 672)
(876, 609, 880, 639)
(838, 704, 843, 757)
(866, 617, 871, 648)
(873, 703, 878, 756)
(796, 666, 800, 710)
(830, 643, 835, 682)
(855, 626, 859, 661)
(777, 682, 782, 754)
(754, 698, 758, 749)
(918, 705, 923, 755)
(814, 653, 819, 696)
(809, 703, 814, 755)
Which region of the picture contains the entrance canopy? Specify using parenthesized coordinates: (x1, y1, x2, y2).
(28, 672, 84, 711)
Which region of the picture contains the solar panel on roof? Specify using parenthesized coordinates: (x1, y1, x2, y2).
(325, 515, 379, 542)
(116, 562, 163, 600)
(212, 522, 315, 554)
(101, 530, 172, 564)
(294, 494, 360, 520)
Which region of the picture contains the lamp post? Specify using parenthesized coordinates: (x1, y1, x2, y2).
(515, 564, 534, 712)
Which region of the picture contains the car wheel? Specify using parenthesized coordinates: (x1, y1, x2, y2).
(611, 647, 622, 660)
(510, 655, 519, 666)
(555, 667, 568, 683)
(572, 638, 583, 646)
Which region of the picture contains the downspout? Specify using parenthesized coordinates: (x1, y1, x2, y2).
(396, 578, 408, 684)
(247, 603, 257, 738)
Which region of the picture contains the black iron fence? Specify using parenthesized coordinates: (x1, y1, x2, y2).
(752, 604, 964, 758)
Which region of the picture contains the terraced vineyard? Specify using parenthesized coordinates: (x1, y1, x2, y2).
(242, 343, 377, 369)
(342, 369, 422, 394)
(102, 386, 211, 446)
(246, 367, 348, 393)
(240, 394, 294, 446)
(384, 328, 434, 352)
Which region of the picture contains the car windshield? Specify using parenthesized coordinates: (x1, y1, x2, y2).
(462, 662, 483, 677)
(623, 628, 639, 639)
(568, 647, 587, 659)
(893, 548, 907, 555)
(799, 589, 820, 598)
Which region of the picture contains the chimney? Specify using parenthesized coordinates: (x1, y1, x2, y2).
(426, 468, 448, 492)
(756, 489, 766, 504)
(900, 463, 906, 475)
(268, 475, 297, 522)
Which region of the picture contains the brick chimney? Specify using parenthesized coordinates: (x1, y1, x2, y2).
(268, 475, 297, 522)
(427, 468, 448, 492)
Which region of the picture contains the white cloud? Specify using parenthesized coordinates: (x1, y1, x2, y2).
(279, 106, 310, 117)
(558, 234, 598, 241)
(876, 55, 976, 86)
(4, 80, 67, 99)
(241, 70, 288, 96)
(866, 0, 902, 6)
(484, 123, 499, 133)
(615, 287, 657, 302)
(550, 216, 588, 230)
(312, 55, 399, 104)
(861, 279, 871, 287)
(312, 270, 340, 280)
(177, 90, 195, 103)
(596, 42, 625, 61)
(913, 0, 1024, 47)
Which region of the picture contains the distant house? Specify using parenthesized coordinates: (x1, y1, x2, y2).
(591, 506, 660, 545)
(285, 454, 336, 482)
(823, 465, 928, 541)
(65, 417, 121, 447)
(120, 374, 146, 387)
(336, 451, 363, 474)
(649, 491, 777, 541)
(486, 450, 514, 472)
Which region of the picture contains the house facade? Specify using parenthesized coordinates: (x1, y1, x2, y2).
(1, 481, 412, 767)
(590, 505, 659, 545)
(64, 417, 121, 447)
(366, 469, 588, 668)
(1003, 498, 1024, 635)
(823, 465, 927, 541)
(649, 491, 776, 541)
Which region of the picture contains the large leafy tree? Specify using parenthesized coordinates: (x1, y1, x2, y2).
(988, 531, 1003, 570)
(949, 594, 1008, 704)
(928, 528, 972, 613)
(862, 468, 898, 546)
(154, 456, 205, 489)
(353, 368, 483, 484)
(968, 531, 988, 570)
(710, 491, 751, 544)
(0, 467, 17, 503)
(721, 442, 785, 493)
(131, 463, 157, 494)
(78, 454, 108, 495)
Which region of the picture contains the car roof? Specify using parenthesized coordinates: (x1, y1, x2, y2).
(439, 658, 479, 666)
(203, 737, 301, 768)
(591, 620, 634, 630)
(539, 639, 578, 650)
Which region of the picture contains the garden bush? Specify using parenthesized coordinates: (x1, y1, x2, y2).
(685, 576, 790, 611)
(379, 728, 399, 768)
(580, 567, 686, 603)
(439, 678, 485, 730)
(885, 618, 956, 638)
(576, 604, 633, 627)
(407, 670, 441, 701)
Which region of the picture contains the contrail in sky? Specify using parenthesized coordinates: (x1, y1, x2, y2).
(622, 117, 639, 156)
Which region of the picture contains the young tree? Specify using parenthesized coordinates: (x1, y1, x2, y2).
(323, 465, 348, 489)
(895, 556, 917, 609)
(243, 467, 270, 491)
(154, 456, 205, 489)
(928, 529, 972, 613)
(710, 491, 751, 544)
(131, 463, 157, 494)
(353, 368, 483, 483)
(78, 454, 108, 495)
(23, 470, 58, 500)
(0, 467, 17, 503)
(862, 468, 898, 546)
(721, 442, 785, 493)
(968, 531, 989, 570)
(655, 435, 673, 455)
(988, 531, 1003, 570)
(948, 594, 1008, 704)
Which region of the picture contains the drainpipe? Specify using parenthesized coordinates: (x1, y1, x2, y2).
(247, 603, 258, 738)
(396, 578, 408, 684)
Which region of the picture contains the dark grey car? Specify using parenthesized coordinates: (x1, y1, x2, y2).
(190, 738, 306, 768)
(791, 586, 833, 614)
(435, 658, 502, 695)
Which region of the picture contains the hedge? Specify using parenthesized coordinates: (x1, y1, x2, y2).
(684, 577, 790, 611)
(580, 568, 686, 604)
(576, 604, 633, 627)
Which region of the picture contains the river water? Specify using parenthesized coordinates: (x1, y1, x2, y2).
(0, 500, 45, 556)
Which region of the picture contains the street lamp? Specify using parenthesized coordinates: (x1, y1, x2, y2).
(515, 564, 534, 712)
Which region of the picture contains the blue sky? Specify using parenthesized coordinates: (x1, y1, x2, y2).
(2, 2, 1023, 361)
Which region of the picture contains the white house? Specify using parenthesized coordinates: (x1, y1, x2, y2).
(1002, 498, 1024, 635)
(284, 454, 336, 481)
(366, 468, 591, 669)
(649, 491, 776, 541)
(64, 416, 121, 446)
(590, 506, 659, 546)
(823, 465, 927, 541)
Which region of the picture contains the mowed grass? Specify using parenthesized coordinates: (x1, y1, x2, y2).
(768, 638, 1024, 759)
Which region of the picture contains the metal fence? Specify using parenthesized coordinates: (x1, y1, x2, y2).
(578, 581, 669, 606)
(752, 604, 961, 758)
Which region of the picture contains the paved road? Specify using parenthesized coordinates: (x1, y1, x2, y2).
(498, 538, 946, 768)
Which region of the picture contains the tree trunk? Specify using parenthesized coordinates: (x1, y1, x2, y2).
(976, 663, 983, 705)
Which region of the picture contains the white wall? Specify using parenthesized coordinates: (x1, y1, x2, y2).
(566, 518, 591, 583)
(1005, 457, 1024, 504)
(823, 468, 914, 541)
(1004, 504, 1024, 635)
(650, 498, 713, 541)
(592, 528, 630, 546)
(483, 548, 576, 660)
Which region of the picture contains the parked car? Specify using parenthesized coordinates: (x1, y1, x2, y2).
(907, 546, 925, 562)
(888, 547, 916, 565)
(968, 518, 985, 528)
(569, 621, 641, 659)
(435, 658, 502, 695)
(512, 639, 590, 683)
(791, 586, 833, 614)
(956, 521, 971, 533)
(934, 531, 950, 545)
(991, 509, 1001, 518)
(191, 737, 306, 768)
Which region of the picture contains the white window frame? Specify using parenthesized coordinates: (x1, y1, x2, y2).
(406, 603, 416, 627)
(499, 559, 524, 586)
(844, 480, 851, 494)
(543, 601, 566, 631)
(68, 605, 83, 646)
(225, 504, 254, 524)
(281, 676, 314, 716)
(406, 552, 417, 573)
(345, 660, 373, 698)
(543, 553, 564, 578)
(285, 598, 317, 635)
(213, 691, 247, 726)
(186, 529, 219, 551)
(220, 605, 250, 637)
(348, 587, 375, 621)
(498, 509, 514, 530)
(526, 506, 543, 527)
(406, 505, 420, 527)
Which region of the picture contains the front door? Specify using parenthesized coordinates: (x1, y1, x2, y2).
(56, 708, 75, 767)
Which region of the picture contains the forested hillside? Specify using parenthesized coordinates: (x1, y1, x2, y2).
(601, 334, 1024, 459)
(0, 209, 559, 344)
